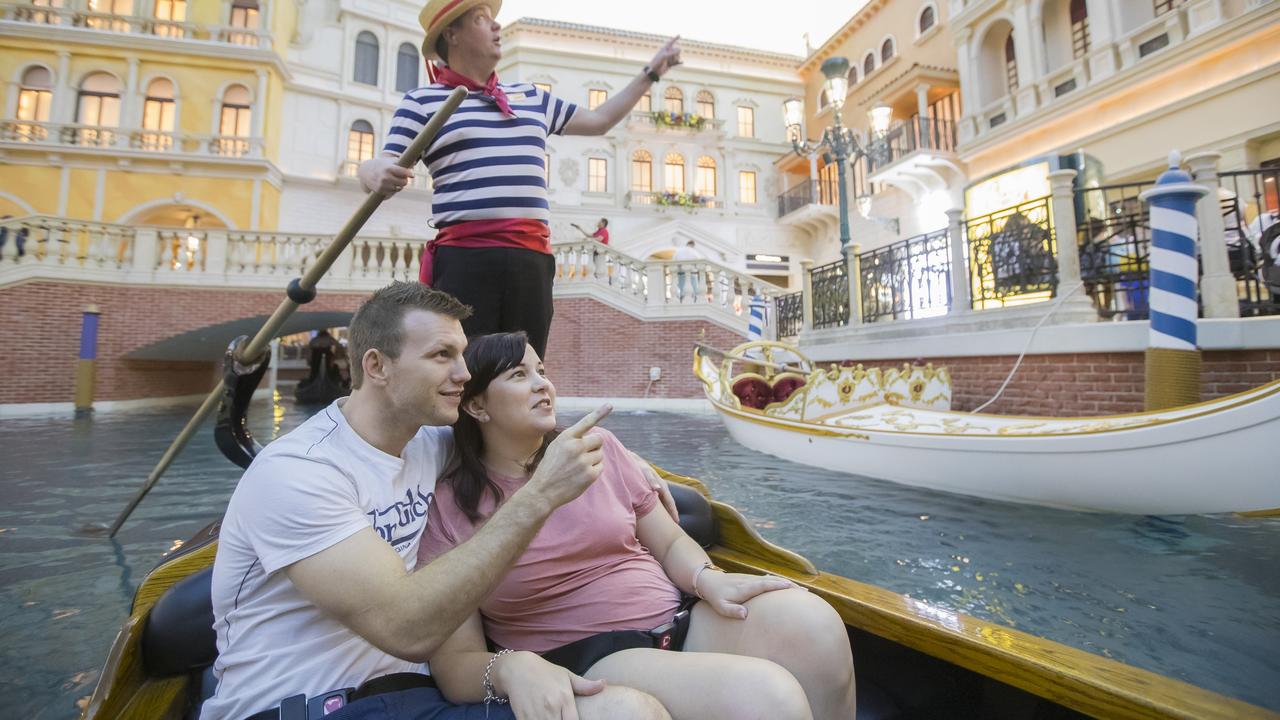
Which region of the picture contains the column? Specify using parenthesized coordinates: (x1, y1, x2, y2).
(646, 264, 666, 307)
(1083, 0, 1120, 80)
(122, 57, 139, 129)
(74, 304, 101, 415)
(132, 228, 159, 273)
(1184, 152, 1238, 318)
(800, 259, 814, 332)
(845, 244, 863, 327)
(955, 31, 980, 143)
(1048, 169, 1098, 320)
(946, 208, 971, 312)
(252, 69, 268, 150)
(915, 83, 932, 149)
(55, 51, 72, 124)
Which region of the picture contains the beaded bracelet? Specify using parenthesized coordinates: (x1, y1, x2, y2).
(483, 648, 514, 706)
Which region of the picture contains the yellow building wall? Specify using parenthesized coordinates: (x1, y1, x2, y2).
(962, 22, 1280, 181)
(0, 166, 61, 215)
(102, 173, 256, 228)
(259, 182, 281, 230)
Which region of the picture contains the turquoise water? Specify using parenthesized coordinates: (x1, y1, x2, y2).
(1, 398, 1278, 717)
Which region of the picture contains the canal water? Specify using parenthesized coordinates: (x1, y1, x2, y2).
(1, 398, 1278, 717)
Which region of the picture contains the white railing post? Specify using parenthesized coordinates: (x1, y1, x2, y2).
(646, 263, 666, 307)
(845, 245, 863, 326)
(1048, 169, 1097, 320)
(205, 230, 228, 276)
(800, 259, 814, 333)
(946, 208, 971, 312)
(133, 228, 158, 273)
(1185, 151, 1240, 319)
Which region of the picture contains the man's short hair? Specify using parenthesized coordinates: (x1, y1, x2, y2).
(347, 282, 471, 388)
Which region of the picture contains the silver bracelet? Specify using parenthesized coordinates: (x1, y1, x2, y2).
(483, 648, 514, 705)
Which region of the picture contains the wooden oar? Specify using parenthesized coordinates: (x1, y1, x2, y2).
(694, 342, 810, 375)
(96, 87, 468, 539)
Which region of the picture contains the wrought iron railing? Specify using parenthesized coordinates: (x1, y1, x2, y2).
(777, 180, 816, 218)
(776, 291, 803, 338)
(859, 228, 952, 322)
(1218, 168, 1280, 316)
(966, 196, 1058, 308)
(865, 116, 958, 173)
(810, 259, 850, 329)
(1077, 182, 1153, 320)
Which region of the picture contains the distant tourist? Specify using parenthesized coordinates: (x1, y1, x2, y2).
(672, 239, 700, 300)
(573, 218, 611, 245)
(359, 0, 682, 357)
(0, 215, 26, 258)
(419, 331, 857, 719)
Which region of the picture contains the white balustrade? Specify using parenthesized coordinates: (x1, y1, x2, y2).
(0, 216, 132, 269)
(1, 2, 256, 45)
(0, 121, 264, 159)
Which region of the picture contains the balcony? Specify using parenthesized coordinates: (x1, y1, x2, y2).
(775, 179, 838, 235)
(626, 191, 723, 210)
(625, 111, 726, 136)
(863, 115, 962, 199)
(0, 2, 273, 49)
(0, 120, 264, 160)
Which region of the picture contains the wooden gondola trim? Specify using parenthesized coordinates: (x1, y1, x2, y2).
(712, 547, 1278, 720)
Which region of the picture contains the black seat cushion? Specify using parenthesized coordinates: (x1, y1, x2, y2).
(669, 482, 717, 549)
(142, 566, 217, 678)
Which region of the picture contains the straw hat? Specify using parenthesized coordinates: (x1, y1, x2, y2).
(419, 0, 502, 61)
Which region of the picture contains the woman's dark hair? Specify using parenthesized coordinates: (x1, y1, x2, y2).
(448, 331, 558, 523)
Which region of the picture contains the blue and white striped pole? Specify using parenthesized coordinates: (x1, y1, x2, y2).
(747, 296, 766, 342)
(1140, 150, 1208, 410)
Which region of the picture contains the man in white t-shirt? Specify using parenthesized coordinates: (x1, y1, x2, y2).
(205, 282, 669, 720)
(671, 240, 700, 301)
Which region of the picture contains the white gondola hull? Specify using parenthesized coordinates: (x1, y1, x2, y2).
(697, 346, 1280, 515)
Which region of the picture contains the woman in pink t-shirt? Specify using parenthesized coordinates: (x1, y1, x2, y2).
(418, 332, 856, 720)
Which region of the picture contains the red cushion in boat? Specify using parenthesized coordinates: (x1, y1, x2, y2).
(732, 377, 773, 410)
(771, 376, 806, 404)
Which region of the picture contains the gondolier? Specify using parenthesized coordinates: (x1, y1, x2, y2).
(360, 0, 682, 356)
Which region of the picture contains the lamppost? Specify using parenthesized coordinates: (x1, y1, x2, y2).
(782, 58, 894, 254)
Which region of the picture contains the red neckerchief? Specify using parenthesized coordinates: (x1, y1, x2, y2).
(429, 64, 514, 117)
(420, 219, 550, 286)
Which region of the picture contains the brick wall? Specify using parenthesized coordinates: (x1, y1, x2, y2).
(0, 281, 367, 405)
(544, 297, 745, 399)
(832, 350, 1280, 416)
(0, 283, 747, 406)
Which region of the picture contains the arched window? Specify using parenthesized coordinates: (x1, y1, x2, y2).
(85, 0, 132, 31)
(631, 149, 653, 193)
(354, 31, 379, 86)
(1070, 0, 1091, 58)
(218, 84, 252, 156)
(663, 86, 683, 115)
(846, 65, 858, 86)
(15, 66, 53, 141)
(227, 0, 260, 44)
(347, 120, 375, 166)
(638, 90, 651, 112)
(819, 88, 831, 109)
(1004, 33, 1019, 93)
(881, 37, 895, 63)
(919, 5, 936, 34)
(152, 0, 186, 37)
(140, 77, 176, 150)
(17, 66, 53, 122)
(395, 43, 419, 93)
(664, 152, 685, 194)
(863, 52, 876, 77)
(76, 72, 121, 146)
(695, 156, 717, 197)
(695, 90, 714, 119)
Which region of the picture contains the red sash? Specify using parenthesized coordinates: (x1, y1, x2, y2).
(420, 219, 550, 286)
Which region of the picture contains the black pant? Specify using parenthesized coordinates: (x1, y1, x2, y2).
(432, 245, 555, 357)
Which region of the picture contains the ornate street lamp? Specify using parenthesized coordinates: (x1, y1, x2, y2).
(783, 57, 897, 253)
